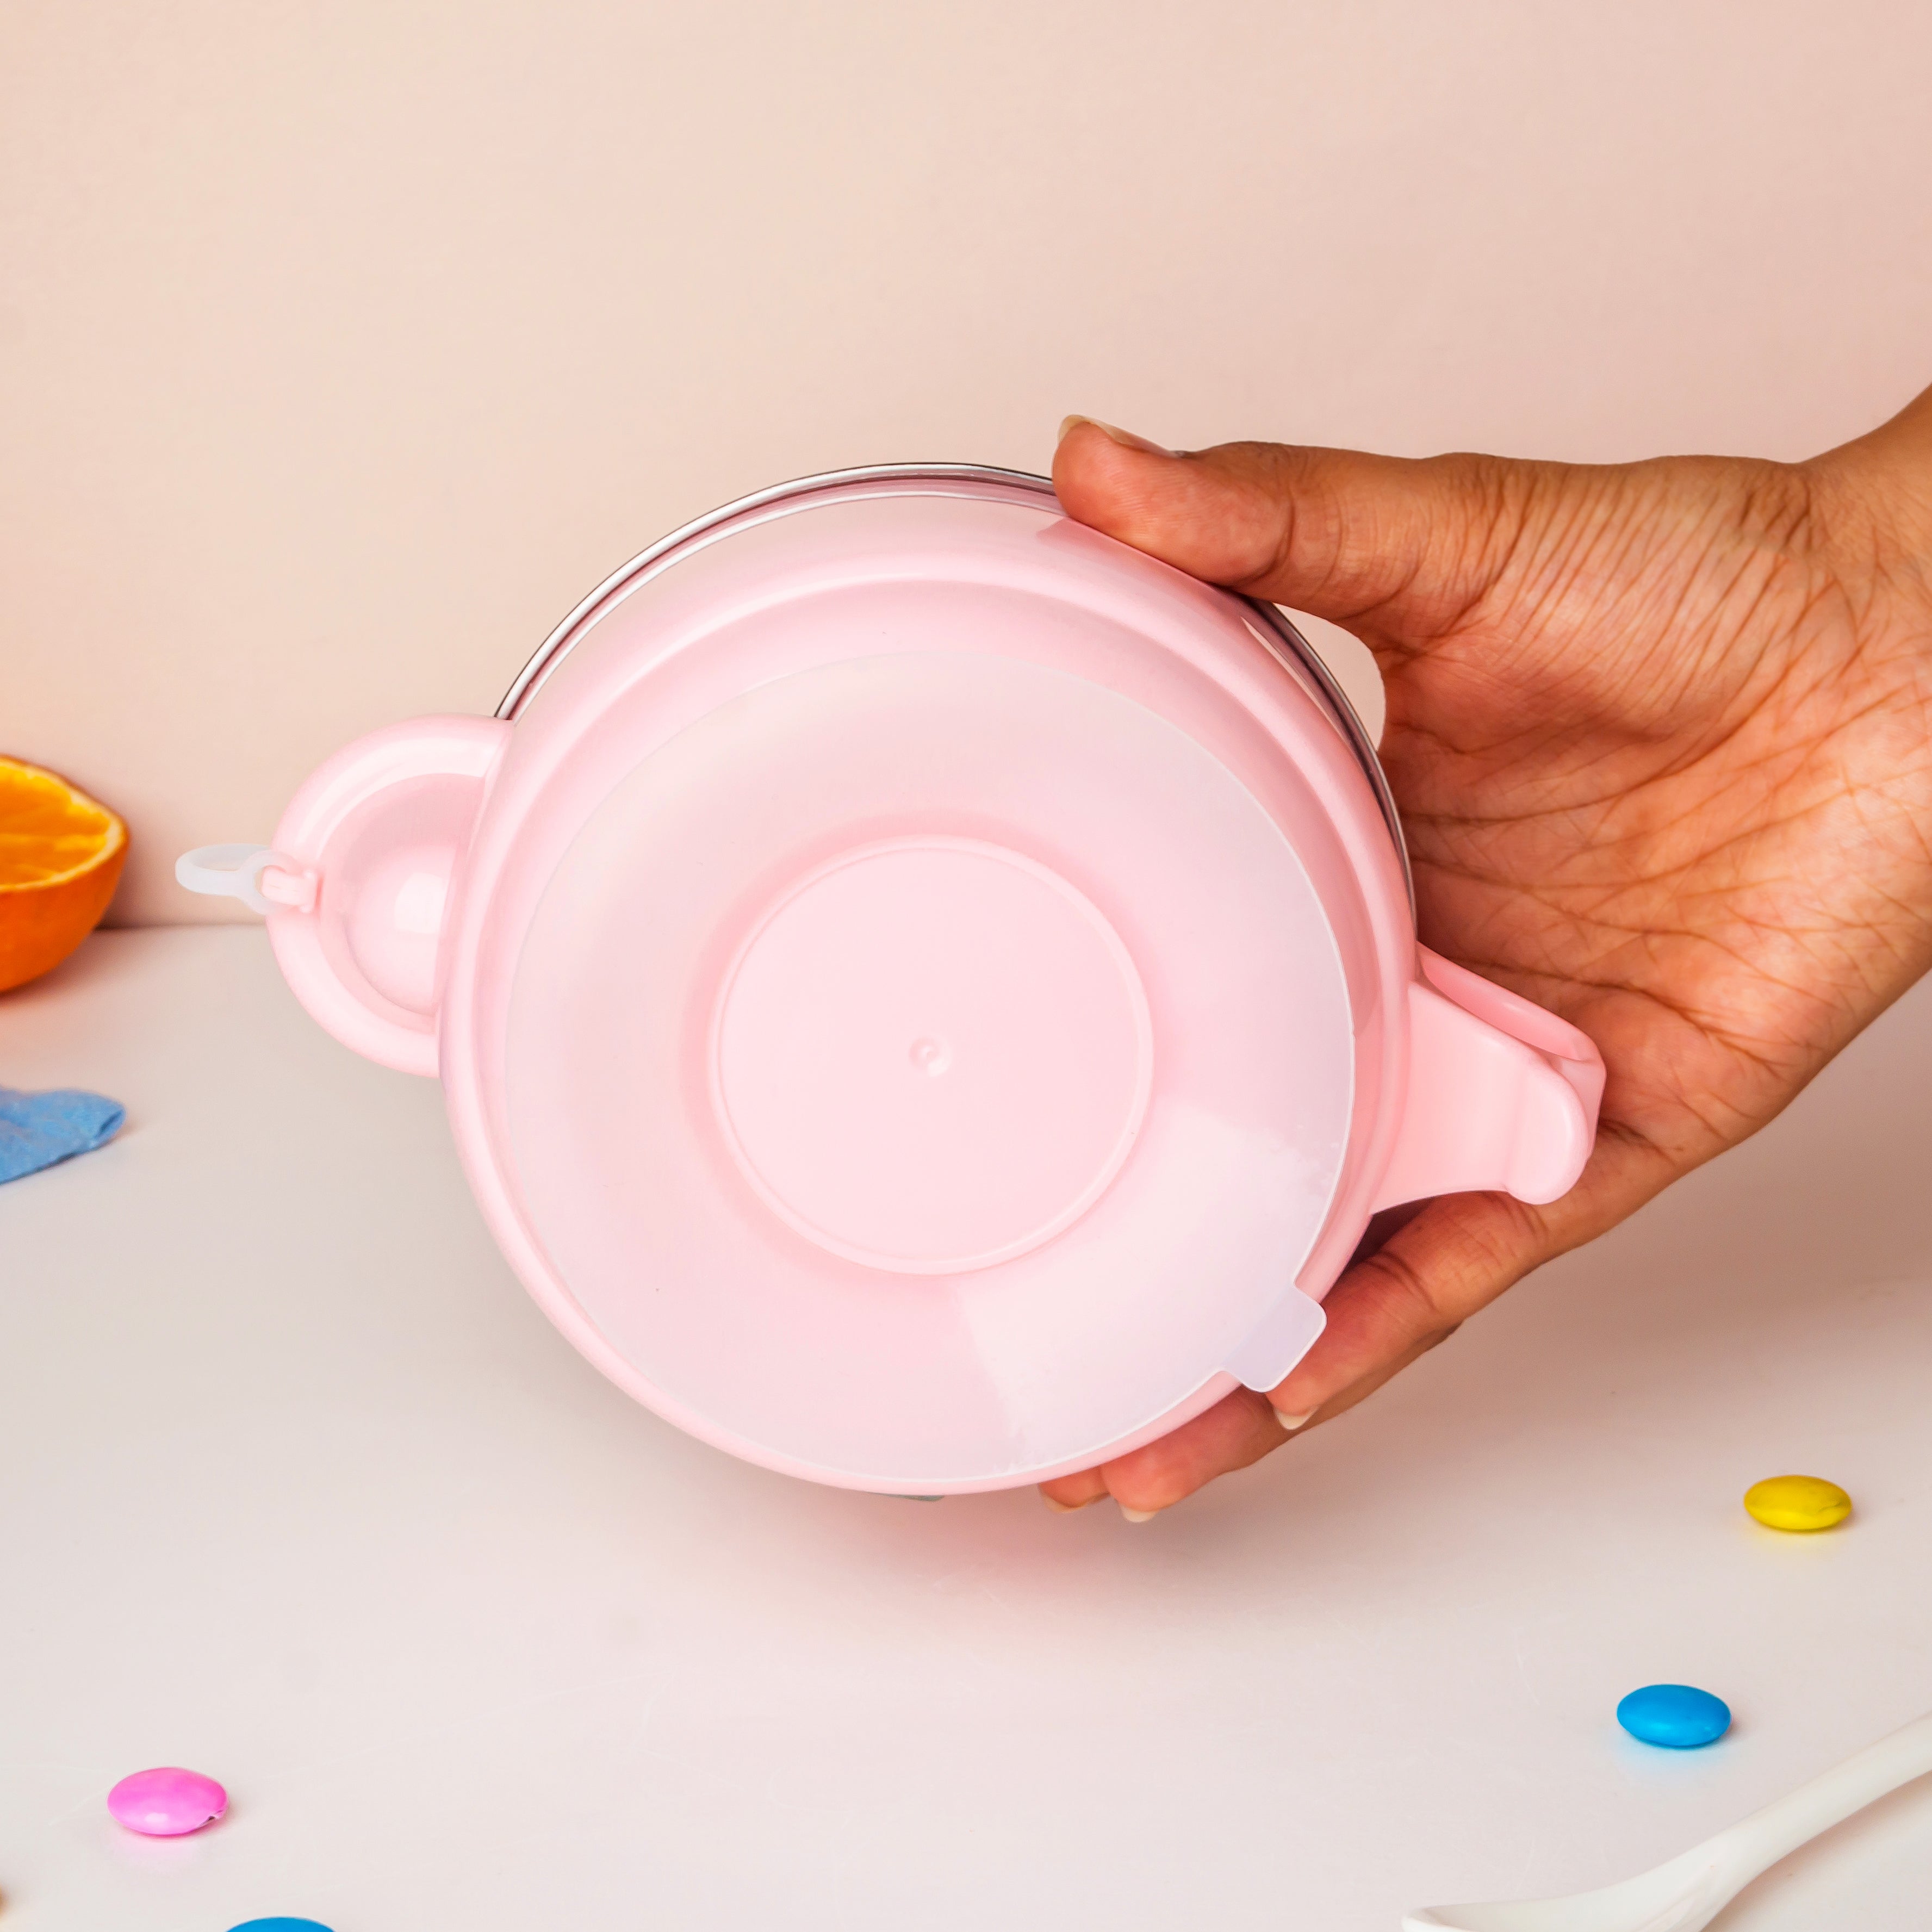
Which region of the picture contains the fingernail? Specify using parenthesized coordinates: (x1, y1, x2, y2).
(1272, 1408, 1316, 1432)
(1042, 1492, 1101, 1513)
(1119, 1504, 1160, 1523)
(1057, 414, 1172, 456)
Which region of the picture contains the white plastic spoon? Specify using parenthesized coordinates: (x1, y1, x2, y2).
(1405, 1712, 1932, 1932)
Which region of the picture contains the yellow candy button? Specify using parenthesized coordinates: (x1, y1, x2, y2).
(1744, 1475, 1852, 1533)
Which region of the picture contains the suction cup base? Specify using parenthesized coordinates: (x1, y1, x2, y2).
(713, 837, 1153, 1275)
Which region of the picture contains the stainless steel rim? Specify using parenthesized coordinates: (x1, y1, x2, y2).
(495, 464, 1043, 719)
(1241, 598, 1413, 915)
(496, 462, 1411, 908)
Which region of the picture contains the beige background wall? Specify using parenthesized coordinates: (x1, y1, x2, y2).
(4, 1, 1930, 925)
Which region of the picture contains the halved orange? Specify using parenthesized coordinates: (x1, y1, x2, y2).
(0, 756, 128, 993)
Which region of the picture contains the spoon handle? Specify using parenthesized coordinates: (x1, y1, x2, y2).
(1713, 1712, 1932, 1886)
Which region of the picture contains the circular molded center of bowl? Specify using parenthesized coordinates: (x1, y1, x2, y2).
(713, 837, 1152, 1273)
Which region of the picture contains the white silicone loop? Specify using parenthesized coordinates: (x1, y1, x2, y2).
(175, 843, 293, 916)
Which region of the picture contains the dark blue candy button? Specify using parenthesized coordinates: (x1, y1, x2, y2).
(1616, 1683, 1731, 1749)
(226, 1919, 334, 1931)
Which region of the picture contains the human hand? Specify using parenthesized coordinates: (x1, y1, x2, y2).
(1041, 392, 1932, 1519)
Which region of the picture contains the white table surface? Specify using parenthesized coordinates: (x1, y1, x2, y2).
(3, 927, 1929, 1931)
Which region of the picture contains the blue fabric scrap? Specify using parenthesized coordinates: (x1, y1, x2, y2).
(0, 1085, 126, 1185)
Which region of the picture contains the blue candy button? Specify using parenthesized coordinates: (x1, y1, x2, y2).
(225, 1920, 334, 1931)
(1616, 1683, 1731, 1749)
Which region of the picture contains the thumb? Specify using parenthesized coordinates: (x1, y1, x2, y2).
(1052, 418, 1520, 647)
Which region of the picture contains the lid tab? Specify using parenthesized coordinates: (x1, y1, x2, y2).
(1224, 1284, 1328, 1393)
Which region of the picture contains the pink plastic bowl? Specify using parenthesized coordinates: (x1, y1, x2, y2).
(181, 466, 1602, 1493)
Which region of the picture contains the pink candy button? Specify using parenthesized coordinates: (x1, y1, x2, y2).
(107, 1766, 228, 1836)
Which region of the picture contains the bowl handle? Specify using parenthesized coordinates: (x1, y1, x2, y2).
(178, 717, 510, 1076)
(1373, 947, 1605, 1212)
